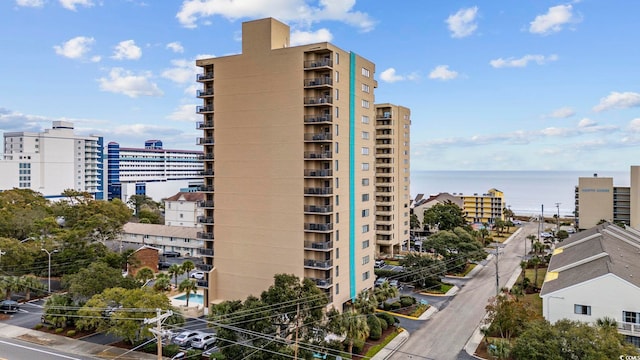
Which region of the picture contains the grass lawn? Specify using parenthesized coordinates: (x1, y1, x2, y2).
(423, 282, 454, 294)
(363, 327, 402, 358)
(450, 263, 477, 277)
(385, 259, 401, 266)
(523, 268, 547, 288)
(522, 293, 543, 317)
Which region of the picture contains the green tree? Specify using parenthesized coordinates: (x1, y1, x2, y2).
(484, 292, 540, 341)
(181, 260, 195, 277)
(21, 275, 45, 301)
(178, 278, 197, 307)
(423, 201, 466, 231)
(43, 293, 77, 329)
(374, 281, 399, 304)
(526, 234, 537, 254)
(153, 273, 171, 292)
(0, 276, 21, 300)
(127, 195, 156, 216)
(399, 252, 446, 288)
(353, 289, 378, 315)
(135, 266, 155, 285)
(556, 229, 569, 241)
(0, 189, 51, 240)
(137, 209, 163, 224)
(64, 261, 127, 302)
(168, 264, 181, 287)
(341, 310, 369, 354)
(410, 213, 420, 229)
(422, 227, 485, 273)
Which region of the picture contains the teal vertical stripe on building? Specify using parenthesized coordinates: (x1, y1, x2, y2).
(349, 52, 357, 300)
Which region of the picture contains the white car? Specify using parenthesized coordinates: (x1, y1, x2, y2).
(191, 333, 216, 349)
(190, 271, 205, 280)
(173, 331, 202, 347)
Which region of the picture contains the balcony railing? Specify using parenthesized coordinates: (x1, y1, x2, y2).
(304, 133, 333, 141)
(304, 205, 333, 213)
(304, 259, 333, 269)
(304, 151, 332, 159)
(197, 232, 214, 240)
(304, 187, 333, 195)
(196, 263, 213, 271)
(198, 216, 214, 224)
(197, 280, 209, 287)
(197, 137, 215, 145)
(198, 248, 214, 256)
(197, 89, 214, 97)
(304, 77, 333, 87)
(197, 73, 214, 81)
(308, 277, 333, 288)
(198, 185, 214, 192)
(304, 240, 333, 250)
(304, 169, 333, 177)
(618, 322, 640, 335)
(196, 121, 214, 129)
(200, 169, 214, 176)
(198, 200, 215, 207)
(304, 97, 333, 105)
(304, 223, 334, 231)
(197, 105, 214, 113)
(303, 59, 333, 68)
(304, 114, 333, 123)
(198, 153, 215, 160)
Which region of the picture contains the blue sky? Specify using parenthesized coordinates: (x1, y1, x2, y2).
(1, 0, 639, 171)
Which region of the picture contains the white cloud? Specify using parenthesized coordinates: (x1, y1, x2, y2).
(291, 28, 333, 46)
(59, 0, 94, 11)
(577, 118, 596, 128)
(593, 91, 640, 112)
(161, 59, 197, 84)
(176, 0, 375, 32)
(547, 106, 575, 118)
(629, 118, 640, 132)
(490, 54, 558, 68)
(166, 42, 184, 53)
(98, 68, 163, 98)
(112, 40, 142, 60)
(16, 0, 44, 7)
(445, 6, 478, 38)
(379, 68, 419, 83)
(167, 104, 199, 122)
(428, 65, 458, 81)
(53, 36, 96, 60)
(529, 4, 578, 35)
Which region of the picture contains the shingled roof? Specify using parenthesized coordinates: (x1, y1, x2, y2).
(540, 222, 640, 296)
(164, 192, 206, 202)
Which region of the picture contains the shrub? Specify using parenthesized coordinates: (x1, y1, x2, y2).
(376, 312, 397, 327)
(351, 338, 365, 354)
(34, 323, 43, 330)
(378, 316, 388, 331)
(367, 315, 382, 341)
(66, 330, 76, 337)
(390, 301, 401, 310)
(55, 328, 64, 334)
(162, 344, 181, 357)
(400, 297, 414, 308)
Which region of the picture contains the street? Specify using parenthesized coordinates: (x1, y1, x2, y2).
(389, 222, 538, 360)
(0, 337, 96, 360)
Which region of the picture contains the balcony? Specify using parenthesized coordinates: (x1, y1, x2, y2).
(196, 105, 214, 113)
(304, 205, 333, 213)
(200, 169, 214, 176)
(197, 72, 214, 81)
(198, 200, 215, 208)
(196, 263, 213, 271)
(198, 248, 214, 256)
(618, 322, 640, 335)
(307, 277, 333, 288)
(304, 169, 333, 177)
(304, 97, 333, 105)
(198, 185, 214, 192)
(304, 114, 333, 123)
(304, 259, 333, 269)
(196, 121, 214, 129)
(197, 280, 209, 288)
(304, 151, 332, 159)
(304, 187, 333, 195)
(197, 232, 214, 240)
(303, 59, 333, 69)
(304, 240, 333, 250)
(304, 223, 334, 232)
(198, 216, 214, 224)
(197, 137, 215, 145)
(197, 89, 214, 97)
(304, 77, 333, 87)
(304, 133, 333, 141)
(198, 153, 215, 160)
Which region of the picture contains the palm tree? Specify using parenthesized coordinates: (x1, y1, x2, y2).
(179, 278, 197, 307)
(21, 275, 45, 301)
(526, 234, 537, 255)
(1, 276, 21, 300)
(341, 310, 369, 355)
(374, 282, 399, 304)
(135, 266, 155, 285)
(168, 264, 181, 287)
(43, 294, 74, 329)
(596, 316, 618, 332)
(153, 273, 171, 292)
(181, 260, 195, 278)
(530, 257, 541, 288)
(520, 261, 527, 288)
(353, 289, 377, 315)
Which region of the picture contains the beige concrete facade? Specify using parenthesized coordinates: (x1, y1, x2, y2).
(575, 175, 614, 229)
(194, 18, 409, 309)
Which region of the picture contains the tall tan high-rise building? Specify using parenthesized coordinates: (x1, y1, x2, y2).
(195, 18, 410, 309)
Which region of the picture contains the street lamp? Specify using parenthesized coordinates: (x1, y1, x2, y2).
(41, 248, 59, 293)
(0, 249, 5, 270)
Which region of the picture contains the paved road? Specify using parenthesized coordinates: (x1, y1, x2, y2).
(388, 223, 538, 360)
(0, 337, 96, 360)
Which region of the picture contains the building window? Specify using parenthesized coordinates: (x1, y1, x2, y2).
(362, 209, 369, 217)
(335, 71, 339, 82)
(336, 195, 339, 206)
(336, 283, 339, 295)
(335, 52, 339, 64)
(362, 194, 369, 201)
(362, 67, 370, 77)
(361, 131, 369, 140)
(361, 115, 369, 124)
(624, 311, 639, 323)
(361, 163, 369, 171)
(335, 142, 338, 153)
(335, 160, 339, 171)
(336, 266, 339, 277)
(335, 89, 339, 100)
(362, 240, 370, 249)
(336, 178, 339, 188)
(336, 212, 339, 223)
(335, 107, 339, 118)
(362, 271, 370, 281)
(362, 83, 370, 93)
(362, 224, 369, 233)
(574, 304, 591, 315)
(362, 178, 369, 186)
(361, 99, 370, 109)
(362, 255, 370, 265)
(361, 147, 369, 155)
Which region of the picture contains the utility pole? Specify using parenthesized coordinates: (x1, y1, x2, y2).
(145, 308, 174, 360)
(495, 245, 500, 296)
(555, 202, 561, 234)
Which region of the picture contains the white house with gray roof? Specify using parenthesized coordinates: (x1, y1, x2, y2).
(118, 222, 205, 258)
(541, 222, 640, 346)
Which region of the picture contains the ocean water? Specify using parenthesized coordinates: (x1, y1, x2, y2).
(411, 170, 630, 217)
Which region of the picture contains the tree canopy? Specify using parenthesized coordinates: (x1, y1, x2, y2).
(422, 201, 467, 231)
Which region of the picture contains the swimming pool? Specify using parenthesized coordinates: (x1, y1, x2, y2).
(174, 293, 204, 305)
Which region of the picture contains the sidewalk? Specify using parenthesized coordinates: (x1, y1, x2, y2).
(0, 322, 160, 359)
(370, 328, 409, 360)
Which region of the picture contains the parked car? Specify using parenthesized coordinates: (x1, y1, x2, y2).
(0, 300, 20, 313)
(158, 261, 171, 270)
(541, 232, 554, 238)
(163, 250, 181, 258)
(388, 279, 399, 288)
(190, 271, 205, 280)
(374, 260, 385, 268)
(191, 333, 217, 349)
(374, 277, 388, 287)
(173, 331, 202, 347)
